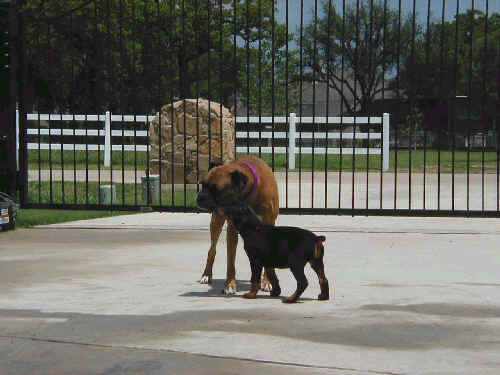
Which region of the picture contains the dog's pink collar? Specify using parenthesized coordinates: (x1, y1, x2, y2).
(242, 162, 258, 200)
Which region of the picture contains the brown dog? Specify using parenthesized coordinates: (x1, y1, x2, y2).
(196, 155, 279, 294)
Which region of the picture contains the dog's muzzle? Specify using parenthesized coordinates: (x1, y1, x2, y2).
(196, 191, 216, 212)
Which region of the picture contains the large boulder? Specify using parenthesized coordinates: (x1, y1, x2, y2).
(149, 99, 235, 184)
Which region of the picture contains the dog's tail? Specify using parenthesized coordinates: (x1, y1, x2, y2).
(314, 235, 326, 259)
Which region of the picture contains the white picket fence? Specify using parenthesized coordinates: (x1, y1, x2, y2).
(17, 110, 390, 170)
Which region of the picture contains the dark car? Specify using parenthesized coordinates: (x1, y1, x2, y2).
(0, 192, 19, 231)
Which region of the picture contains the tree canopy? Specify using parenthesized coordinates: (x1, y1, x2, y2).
(302, 0, 418, 115)
(18, 0, 500, 125)
(395, 8, 500, 133)
(399, 10, 500, 104)
(21, 0, 297, 114)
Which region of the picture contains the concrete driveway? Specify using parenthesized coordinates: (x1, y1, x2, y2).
(1, 213, 500, 375)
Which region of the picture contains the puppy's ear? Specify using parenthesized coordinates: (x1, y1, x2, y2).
(230, 170, 248, 191)
(209, 161, 223, 170)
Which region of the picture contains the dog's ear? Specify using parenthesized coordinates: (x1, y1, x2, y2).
(209, 161, 223, 171)
(230, 170, 248, 191)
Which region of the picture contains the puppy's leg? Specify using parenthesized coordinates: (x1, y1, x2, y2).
(264, 267, 281, 297)
(223, 219, 239, 295)
(283, 264, 308, 303)
(243, 259, 263, 299)
(260, 209, 278, 292)
(310, 258, 330, 301)
(200, 212, 225, 284)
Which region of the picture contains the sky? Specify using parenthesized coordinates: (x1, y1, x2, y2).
(275, 0, 500, 31)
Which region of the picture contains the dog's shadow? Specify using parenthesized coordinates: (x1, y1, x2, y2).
(179, 278, 250, 297)
(179, 278, 316, 301)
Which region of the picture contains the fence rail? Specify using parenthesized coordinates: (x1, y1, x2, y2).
(18, 111, 390, 170)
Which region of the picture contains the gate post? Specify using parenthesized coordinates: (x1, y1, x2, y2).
(0, 0, 19, 199)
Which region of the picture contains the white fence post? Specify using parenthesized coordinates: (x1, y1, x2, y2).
(383, 112, 390, 171)
(288, 112, 296, 170)
(104, 111, 111, 167)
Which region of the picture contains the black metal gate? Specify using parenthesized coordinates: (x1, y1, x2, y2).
(12, 0, 500, 217)
(1, 0, 17, 197)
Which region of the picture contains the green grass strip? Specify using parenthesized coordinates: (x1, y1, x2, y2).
(16, 209, 129, 228)
(28, 149, 498, 173)
(27, 181, 198, 207)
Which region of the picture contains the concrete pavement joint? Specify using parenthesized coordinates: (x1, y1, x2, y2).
(0, 334, 406, 375)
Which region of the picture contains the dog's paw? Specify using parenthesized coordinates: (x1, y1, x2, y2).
(199, 275, 211, 284)
(270, 286, 281, 297)
(318, 293, 329, 301)
(222, 280, 237, 295)
(243, 291, 257, 299)
(260, 280, 272, 292)
(282, 296, 297, 304)
(222, 285, 237, 295)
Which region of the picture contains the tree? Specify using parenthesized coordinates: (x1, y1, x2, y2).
(237, 30, 300, 116)
(20, 0, 294, 114)
(397, 9, 500, 133)
(21, 0, 157, 112)
(302, 0, 419, 115)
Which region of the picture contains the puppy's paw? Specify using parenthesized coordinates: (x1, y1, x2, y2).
(318, 293, 329, 301)
(243, 291, 257, 299)
(270, 286, 281, 297)
(199, 275, 211, 284)
(222, 279, 237, 295)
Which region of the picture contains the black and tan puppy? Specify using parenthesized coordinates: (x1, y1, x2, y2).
(196, 155, 279, 295)
(223, 205, 330, 303)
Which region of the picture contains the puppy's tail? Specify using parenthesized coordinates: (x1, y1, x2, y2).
(314, 235, 326, 259)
